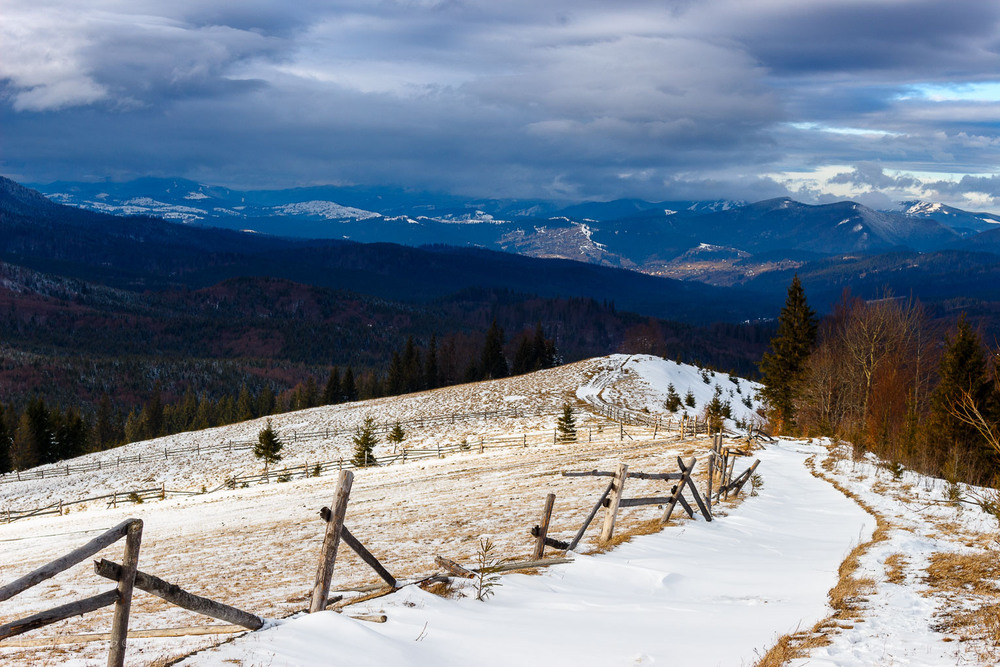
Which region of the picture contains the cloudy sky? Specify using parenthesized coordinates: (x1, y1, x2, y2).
(2, 0, 1000, 208)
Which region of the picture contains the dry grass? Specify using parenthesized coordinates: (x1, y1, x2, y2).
(883, 553, 907, 585)
(923, 549, 1000, 662)
(925, 551, 1000, 596)
(753, 630, 831, 666)
(923, 548, 1000, 660)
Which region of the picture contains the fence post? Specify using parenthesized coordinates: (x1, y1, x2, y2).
(532, 493, 556, 560)
(705, 452, 715, 516)
(107, 519, 143, 667)
(310, 470, 353, 613)
(600, 462, 628, 542)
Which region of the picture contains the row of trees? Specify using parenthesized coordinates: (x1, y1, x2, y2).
(760, 276, 1000, 486)
(0, 322, 558, 473)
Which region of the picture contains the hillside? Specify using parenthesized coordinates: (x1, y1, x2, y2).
(1, 356, 997, 665)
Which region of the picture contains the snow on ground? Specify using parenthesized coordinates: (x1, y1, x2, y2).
(1, 354, 996, 665)
(182, 439, 871, 667)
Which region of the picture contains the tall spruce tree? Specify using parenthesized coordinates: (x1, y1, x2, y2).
(0, 406, 11, 474)
(342, 367, 358, 402)
(758, 274, 818, 433)
(480, 320, 509, 380)
(424, 335, 440, 390)
(323, 367, 342, 405)
(927, 316, 997, 473)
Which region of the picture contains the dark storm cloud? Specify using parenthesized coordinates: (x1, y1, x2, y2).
(2, 1, 1000, 205)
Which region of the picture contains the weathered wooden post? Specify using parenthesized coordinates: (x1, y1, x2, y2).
(107, 519, 143, 667)
(662, 457, 696, 523)
(532, 493, 556, 560)
(705, 452, 715, 515)
(310, 470, 353, 613)
(720, 449, 730, 499)
(600, 462, 628, 542)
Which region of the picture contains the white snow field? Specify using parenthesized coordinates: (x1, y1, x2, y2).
(0, 354, 997, 666)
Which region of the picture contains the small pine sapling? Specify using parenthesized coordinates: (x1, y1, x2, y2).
(387, 421, 405, 451)
(352, 416, 379, 467)
(556, 404, 577, 442)
(474, 537, 505, 601)
(750, 472, 764, 496)
(664, 383, 681, 412)
(685, 389, 696, 408)
(254, 420, 284, 472)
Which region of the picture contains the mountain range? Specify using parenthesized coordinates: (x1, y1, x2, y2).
(6, 174, 1000, 410)
(32, 178, 1000, 289)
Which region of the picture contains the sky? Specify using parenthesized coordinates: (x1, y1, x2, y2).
(2, 0, 1000, 209)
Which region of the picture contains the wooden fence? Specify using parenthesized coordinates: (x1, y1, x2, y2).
(0, 405, 555, 486)
(0, 518, 263, 663)
(0, 431, 767, 662)
(2, 419, 667, 523)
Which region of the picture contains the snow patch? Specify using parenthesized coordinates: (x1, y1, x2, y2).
(271, 201, 381, 220)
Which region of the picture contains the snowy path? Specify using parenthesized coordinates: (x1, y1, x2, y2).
(181, 440, 873, 667)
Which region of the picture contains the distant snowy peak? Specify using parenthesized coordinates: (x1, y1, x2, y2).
(270, 201, 382, 221)
(45, 194, 209, 223)
(427, 210, 508, 224)
(897, 200, 1000, 234)
(686, 199, 745, 213)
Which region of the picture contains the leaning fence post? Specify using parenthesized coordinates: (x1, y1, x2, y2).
(600, 462, 628, 542)
(532, 493, 556, 560)
(705, 452, 715, 516)
(107, 519, 143, 667)
(310, 470, 353, 613)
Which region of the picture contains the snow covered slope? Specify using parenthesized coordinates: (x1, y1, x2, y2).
(1, 355, 996, 666)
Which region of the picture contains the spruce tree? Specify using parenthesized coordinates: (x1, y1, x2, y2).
(387, 421, 405, 449)
(142, 382, 165, 440)
(236, 385, 254, 421)
(94, 393, 117, 450)
(352, 416, 378, 467)
(387, 352, 405, 396)
(556, 404, 577, 442)
(481, 320, 509, 380)
(342, 367, 358, 402)
(25, 397, 54, 464)
(323, 367, 342, 405)
(684, 388, 696, 408)
(424, 335, 440, 390)
(664, 383, 681, 412)
(0, 407, 12, 474)
(254, 420, 284, 471)
(927, 316, 997, 473)
(758, 274, 818, 433)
